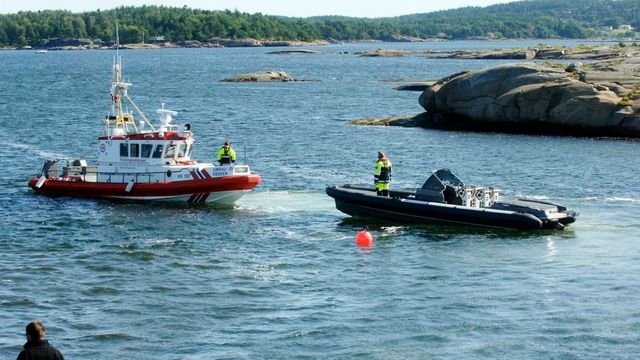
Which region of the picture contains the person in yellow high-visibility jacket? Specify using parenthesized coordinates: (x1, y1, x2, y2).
(374, 151, 392, 196)
(216, 141, 236, 164)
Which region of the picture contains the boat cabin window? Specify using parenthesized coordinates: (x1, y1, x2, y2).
(130, 143, 140, 157)
(141, 144, 153, 158)
(165, 143, 176, 158)
(120, 143, 128, 157)
(152, 144, 164, 158)
(177, 142, 186, 158)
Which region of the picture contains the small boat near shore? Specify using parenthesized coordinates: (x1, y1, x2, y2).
(326, 169, 577, 230)
(28, 48, 260, 205)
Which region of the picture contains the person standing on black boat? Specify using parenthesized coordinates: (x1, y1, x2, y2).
(16, 321, 65, 360)
(374, 152, 392, 196)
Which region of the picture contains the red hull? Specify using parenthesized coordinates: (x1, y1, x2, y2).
(28, 174, 261, 201)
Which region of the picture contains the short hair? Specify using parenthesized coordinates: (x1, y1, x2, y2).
(26, 321, 45, 340)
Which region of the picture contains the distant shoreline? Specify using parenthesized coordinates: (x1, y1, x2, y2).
(1, 37, 637, 52)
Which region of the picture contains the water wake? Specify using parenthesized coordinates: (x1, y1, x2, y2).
(237, 190, 335, 213)
(606, 196, 640, 203)
(580, 196, 640, 203)
(0, 130, 67, 159)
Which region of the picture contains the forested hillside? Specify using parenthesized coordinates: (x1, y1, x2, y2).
(1, 0, 639, 46)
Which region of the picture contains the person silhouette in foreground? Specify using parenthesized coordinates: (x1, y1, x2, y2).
(374, 151, 392, 196)
(17, 321, 64, 360)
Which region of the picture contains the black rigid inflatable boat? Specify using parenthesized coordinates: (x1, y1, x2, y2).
(326, 169, 577, 230)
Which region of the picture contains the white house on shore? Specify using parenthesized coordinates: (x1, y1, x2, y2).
(148, 36, 166, 43)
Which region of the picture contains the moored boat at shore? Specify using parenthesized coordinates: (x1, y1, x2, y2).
(326, 169, 577, 230)
(28, 47, 260, 205)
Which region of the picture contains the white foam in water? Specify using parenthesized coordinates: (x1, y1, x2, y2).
(237, 190, 336, 213)
(513, 194, 551, 201)
(0, 131, 67, 159)
(606, 197, 640, 203)
(577, 196, 639, 203)
(143, 238, 183, 246)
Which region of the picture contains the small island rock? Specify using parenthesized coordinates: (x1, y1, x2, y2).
(267, 49, 321, 55)
(220, 71, 303, 82)
(357, 48, 409, 57)
(350, 114, 428, 127)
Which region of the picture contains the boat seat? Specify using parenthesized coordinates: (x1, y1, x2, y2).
(415, 188, 445, 203)
(443, 185, 463, 205)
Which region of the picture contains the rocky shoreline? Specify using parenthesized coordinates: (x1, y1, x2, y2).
(350, 114, 429, 127)
(345, 44, 640, 60)
(7, 39, 640, 59)
(425, 44, 640, 60)
(354, 50, 640, 138)
(8, 38, 640, 138)
(416, 60, 640, 138)
(2, 37, 332, 51)
(351, 112, 640, 138)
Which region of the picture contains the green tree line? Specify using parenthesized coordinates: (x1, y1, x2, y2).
(1, 0, 640, 46)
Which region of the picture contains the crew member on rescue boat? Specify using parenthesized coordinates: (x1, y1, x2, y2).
(374, 151, 392, 197)
(217, 141, 236, 165)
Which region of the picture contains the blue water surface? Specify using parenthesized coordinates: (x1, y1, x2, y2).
(1, 40, 639, 359)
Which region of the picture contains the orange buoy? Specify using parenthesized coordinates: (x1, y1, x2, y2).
(355, 229, 373, 248)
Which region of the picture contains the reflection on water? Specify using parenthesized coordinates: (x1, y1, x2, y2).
(546, 237, 557, 258)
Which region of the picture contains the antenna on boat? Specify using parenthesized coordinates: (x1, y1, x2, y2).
(104, 19, 156, 135)
(115, 21, 120, 62)
(111, 21, 125, 118)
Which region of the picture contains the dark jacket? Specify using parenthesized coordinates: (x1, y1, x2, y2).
(17, 340, 64, 360)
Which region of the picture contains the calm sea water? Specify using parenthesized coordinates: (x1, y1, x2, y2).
(1, 40, 639, 359)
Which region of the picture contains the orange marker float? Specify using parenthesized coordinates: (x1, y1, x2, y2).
(355, 228, 373, 248)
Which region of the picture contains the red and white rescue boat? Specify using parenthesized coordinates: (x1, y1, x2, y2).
(28, 50, 260, 205)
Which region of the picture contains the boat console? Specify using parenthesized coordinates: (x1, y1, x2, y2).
(414, 169, 500, 208)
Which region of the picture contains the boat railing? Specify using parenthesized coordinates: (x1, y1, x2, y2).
(228, 141, 248, 165)
(41, 167, 196, 184)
